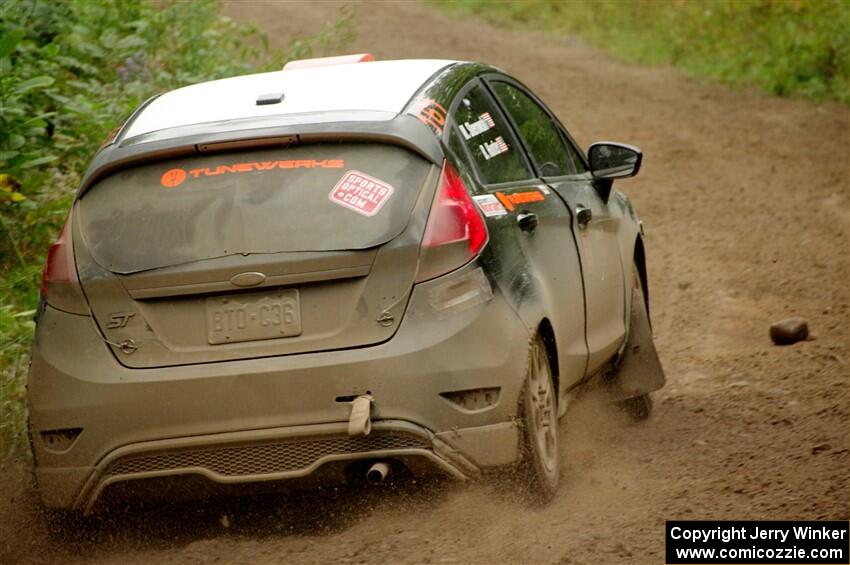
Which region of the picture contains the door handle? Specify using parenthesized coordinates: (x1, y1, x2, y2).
(516, 211, 538, 232)
(575, 205, 592, 228)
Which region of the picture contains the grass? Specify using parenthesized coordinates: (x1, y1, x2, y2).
(0, 0, 354, 463)
(435, 0, 850, 104)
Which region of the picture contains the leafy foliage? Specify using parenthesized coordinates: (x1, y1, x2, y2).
(0, 0, 354, 462)
(0, 303, 34, 460)
(436, 0, 850, 104)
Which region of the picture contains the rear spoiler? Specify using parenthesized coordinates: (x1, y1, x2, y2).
(283, 53, 374, 70)
(76, 113, 444, 198)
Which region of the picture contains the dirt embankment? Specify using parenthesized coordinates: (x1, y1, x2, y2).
(1, 2, 847, 563)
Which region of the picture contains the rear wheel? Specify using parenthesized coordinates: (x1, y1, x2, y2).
(518, 335, 559, 503)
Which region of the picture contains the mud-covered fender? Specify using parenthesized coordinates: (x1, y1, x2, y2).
(505, 269, 560, 383)
(605, 190, 664, 399)
(483, 234, 585, 405)
(608, 189, 644, 337)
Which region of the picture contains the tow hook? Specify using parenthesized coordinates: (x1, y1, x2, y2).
(348, 394, 373, 436)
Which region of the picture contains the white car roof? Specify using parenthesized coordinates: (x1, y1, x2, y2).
(124, 59, 455, 139)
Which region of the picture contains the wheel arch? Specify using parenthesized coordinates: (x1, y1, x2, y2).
(537, 318, 560, 400)
(633, 235, 650, 321)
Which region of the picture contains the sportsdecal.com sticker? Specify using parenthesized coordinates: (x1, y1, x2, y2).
(329, 170, 395, 216)
(459, 112, 495, 140)
(472, 194, 508, 217)
(478, 136, 509, 160)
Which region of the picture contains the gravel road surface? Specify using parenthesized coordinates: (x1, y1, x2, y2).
(2, 2, 847, 563)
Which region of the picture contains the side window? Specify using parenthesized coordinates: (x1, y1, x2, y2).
(490, 81, 586, 177)
(450, 84, 532, 185)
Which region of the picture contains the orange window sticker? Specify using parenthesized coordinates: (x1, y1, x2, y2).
(160, 159, 344, 187)
(411, 98, 447, 135)
(160, 168, 187, 188)
(494, 190, 545, 212)
(189, 159, 344, 178)
(329, 170, 394, 216)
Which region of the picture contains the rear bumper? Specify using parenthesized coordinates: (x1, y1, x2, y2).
(74, 420, 475, 514)
(29, 265, 530, 510)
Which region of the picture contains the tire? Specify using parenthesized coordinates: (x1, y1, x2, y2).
(616, 262, 654, 422)
(518, 334, 559, 503)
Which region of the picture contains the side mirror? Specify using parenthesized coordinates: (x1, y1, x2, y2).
(588, 142, 642, 180)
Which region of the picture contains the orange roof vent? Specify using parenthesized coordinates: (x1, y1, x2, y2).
(283, 53, 375, 71)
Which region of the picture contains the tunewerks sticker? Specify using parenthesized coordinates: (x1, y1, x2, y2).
(329, 170, 394, 216)
(159, 159, 344, 188)
(472, 194, 508, 217)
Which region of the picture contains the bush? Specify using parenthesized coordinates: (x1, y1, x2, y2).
(0, 0, 353, 462)
(436, 0, 850, 104)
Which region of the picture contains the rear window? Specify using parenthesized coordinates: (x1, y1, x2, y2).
(78, 143, 433, 273)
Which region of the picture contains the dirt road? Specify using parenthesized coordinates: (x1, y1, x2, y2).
(2, 1, 847, 563)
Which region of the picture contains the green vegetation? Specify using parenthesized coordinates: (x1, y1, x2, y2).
(436, 0, 850, 103)
(0, 0, 353, 462)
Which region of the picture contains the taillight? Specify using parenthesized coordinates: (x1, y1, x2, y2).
(40, 212, 88, 314)
(415, 162, 489, 282)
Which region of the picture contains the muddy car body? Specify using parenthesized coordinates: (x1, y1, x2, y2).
(28, 55, 664, 513)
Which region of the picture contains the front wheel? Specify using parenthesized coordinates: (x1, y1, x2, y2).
(518, 335, 559, 503)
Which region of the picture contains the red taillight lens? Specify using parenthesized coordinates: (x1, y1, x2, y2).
(416, 162, 489, 282)
(41, 214, 78, 300)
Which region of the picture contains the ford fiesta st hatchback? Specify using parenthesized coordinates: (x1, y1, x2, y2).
(29, 54, 665, 515)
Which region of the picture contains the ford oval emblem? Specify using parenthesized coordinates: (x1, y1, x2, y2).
(230, 271, 266, 287)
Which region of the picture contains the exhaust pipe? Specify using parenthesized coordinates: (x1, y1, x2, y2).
(366, 461, 390, 485)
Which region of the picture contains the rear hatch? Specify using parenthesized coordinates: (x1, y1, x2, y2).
(74, 143, 438, 368)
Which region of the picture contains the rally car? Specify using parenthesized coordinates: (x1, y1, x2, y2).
(29, 54, 664, 515)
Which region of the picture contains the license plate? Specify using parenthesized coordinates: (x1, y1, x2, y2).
(206, 290, 301, 345)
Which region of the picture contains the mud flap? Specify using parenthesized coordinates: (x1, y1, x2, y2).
(608, 289, 665, 401)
